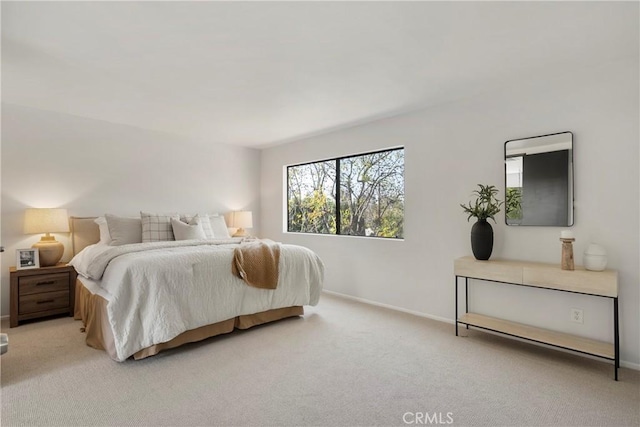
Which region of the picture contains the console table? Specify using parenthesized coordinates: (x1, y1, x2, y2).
(454, 256, 619, 380)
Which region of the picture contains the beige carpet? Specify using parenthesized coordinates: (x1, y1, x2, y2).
(1, 293, 638, 427)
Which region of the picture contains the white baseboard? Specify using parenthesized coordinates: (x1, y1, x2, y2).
(321, 290, 454, 325)
(622, 360, 640, 371)
(320, 290, 639, 372)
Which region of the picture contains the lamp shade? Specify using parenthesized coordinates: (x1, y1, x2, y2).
(24, 208, 70, 234)
(231, 211, 253, 229)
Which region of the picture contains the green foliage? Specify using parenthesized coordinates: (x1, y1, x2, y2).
(379, 207, 404, 238)
(288, 190, 336, 234)
(460, 184, 503, 223)
(505, 187, 522, 220)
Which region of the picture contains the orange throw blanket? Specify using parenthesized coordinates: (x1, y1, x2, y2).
(231, 240, 280, 289)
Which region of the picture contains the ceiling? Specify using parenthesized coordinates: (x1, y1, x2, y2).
(2, 1, 638, 148)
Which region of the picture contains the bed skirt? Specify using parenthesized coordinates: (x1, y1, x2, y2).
(74, 278, 304, 360)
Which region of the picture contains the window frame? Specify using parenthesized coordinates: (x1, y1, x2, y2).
(286, 146, 404, 239)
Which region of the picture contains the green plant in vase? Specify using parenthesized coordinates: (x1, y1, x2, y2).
(460, 184, 503, 260)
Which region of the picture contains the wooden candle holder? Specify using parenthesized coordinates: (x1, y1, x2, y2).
(560, 238, 575, 271)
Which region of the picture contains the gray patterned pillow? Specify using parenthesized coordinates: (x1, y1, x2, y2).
(141, 212, 180, 242)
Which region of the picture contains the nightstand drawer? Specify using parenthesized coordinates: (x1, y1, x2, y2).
(19, 290, 70, 315)
(19, 272, 70, 295)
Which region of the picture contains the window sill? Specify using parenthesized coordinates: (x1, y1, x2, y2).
(284, 232, 404, 242)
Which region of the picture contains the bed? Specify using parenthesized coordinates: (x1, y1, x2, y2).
(69, 216, 324, 361)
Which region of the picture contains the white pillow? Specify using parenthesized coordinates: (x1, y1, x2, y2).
(209, 214, 231, 238)
(171, 217, 206, 241)
(94, 217, 112, 244)
(180, 213, 214, 239)
(141, 212, 180, 243)
(105, 215, 142, 246)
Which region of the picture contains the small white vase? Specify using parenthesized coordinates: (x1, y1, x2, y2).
(584, 243, 607, 271)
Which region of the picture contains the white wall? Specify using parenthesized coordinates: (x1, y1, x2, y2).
(260, 58, 640, 367)
(1, 104, 261, 315)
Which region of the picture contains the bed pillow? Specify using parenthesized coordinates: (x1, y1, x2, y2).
(180, 213, 214, 239)
(94, 217, 112, 244)
(171, 217, 207, 241)
(105, 215, 142, 246)
(141, 212, 180, 242)
(209, 214, 231, 238)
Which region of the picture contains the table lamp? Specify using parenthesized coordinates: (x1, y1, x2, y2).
(23, 208, 70, 267)
(231, 211, 253, 237)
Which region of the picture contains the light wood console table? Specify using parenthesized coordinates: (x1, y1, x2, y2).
(454, 256, 619, 380)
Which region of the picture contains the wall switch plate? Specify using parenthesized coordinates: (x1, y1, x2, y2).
(571, 308, 584, 324)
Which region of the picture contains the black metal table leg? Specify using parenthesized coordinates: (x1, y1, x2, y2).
(614, 297, 619, 381)
(455, 276, 459, 336)
(465, 277, 469, 329)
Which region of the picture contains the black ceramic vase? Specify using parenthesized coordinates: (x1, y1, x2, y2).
(471, 219, 493, 260)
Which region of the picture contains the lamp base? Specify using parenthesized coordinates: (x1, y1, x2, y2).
(32, 236, 64, 267)
(233, 228, 248, 237)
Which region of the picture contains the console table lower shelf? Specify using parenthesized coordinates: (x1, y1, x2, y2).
(457, 313, 615, 360)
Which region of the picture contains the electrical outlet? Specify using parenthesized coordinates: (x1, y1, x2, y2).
(571, 308, 584, 324)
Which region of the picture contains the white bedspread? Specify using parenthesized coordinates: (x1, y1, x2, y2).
(69, 240, 324, 361)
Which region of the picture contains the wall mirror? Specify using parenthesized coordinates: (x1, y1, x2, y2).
(504, 131, 574, 226)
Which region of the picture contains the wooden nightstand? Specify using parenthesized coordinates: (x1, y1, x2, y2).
(10, 263, 77, 327)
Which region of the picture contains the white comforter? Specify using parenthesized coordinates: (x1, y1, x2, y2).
(70, 240, 324, 361)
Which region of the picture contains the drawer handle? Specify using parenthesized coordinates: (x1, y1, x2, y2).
(36, 281, 55, 286)
(36, 299, 55, 304)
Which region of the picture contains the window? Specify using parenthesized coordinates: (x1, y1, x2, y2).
(287, 148, 404, 238)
